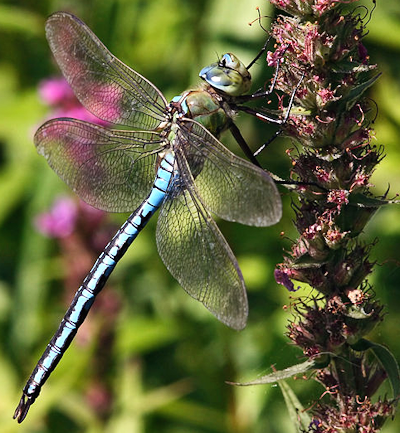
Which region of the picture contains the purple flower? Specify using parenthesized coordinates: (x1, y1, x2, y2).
(269, 0, 359, 17)
(54, 105, 109, 125)
(38, 77, 109, 125)
(39, 77, 75, 105)
(35, 197, 78, 238)
(274, 268, 297, 292)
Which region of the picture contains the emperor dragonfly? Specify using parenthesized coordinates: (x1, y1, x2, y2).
(15, 11, 283, 422)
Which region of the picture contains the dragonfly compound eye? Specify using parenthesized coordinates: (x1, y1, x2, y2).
(199, 53, 251, 96)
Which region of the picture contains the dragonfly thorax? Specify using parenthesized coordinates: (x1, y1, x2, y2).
(170, 87, 235, 138)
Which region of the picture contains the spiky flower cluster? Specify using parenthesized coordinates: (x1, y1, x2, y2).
(266, 0, 398, 430)
(269, 0, 359, 19)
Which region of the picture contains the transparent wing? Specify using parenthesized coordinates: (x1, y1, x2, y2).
(34, 118, 163, 212)
(156, 158, 248, 330)
(45, 12, 168, 129)
(177, 118, 282, 227)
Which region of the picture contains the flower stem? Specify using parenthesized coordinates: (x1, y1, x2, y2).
(266, 1, 398, 430)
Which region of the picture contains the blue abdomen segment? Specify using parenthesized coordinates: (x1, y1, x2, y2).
(14, 152, 175, 422)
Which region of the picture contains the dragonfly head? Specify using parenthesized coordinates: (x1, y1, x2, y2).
(199, 53, 251, 97)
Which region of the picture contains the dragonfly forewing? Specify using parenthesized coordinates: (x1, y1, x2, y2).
(178, 119, 282, 226)
(34, 118, 165, 212)
(45, 12, 168, 130)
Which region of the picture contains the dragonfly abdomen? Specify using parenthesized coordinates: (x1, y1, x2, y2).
(14, 152, 175, 423)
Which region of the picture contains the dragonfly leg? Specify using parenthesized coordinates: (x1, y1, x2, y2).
(235, 51, 281, 104)
(229, 123, 262, 167)
(245, 34, 272, 70)
(254, 73, 304, 155)
(245, 6, 276, 70)
(237, 72, 305, 156)
(254, 129, 283, 156)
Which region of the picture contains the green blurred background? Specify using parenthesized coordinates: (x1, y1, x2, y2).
(0, 0, 399, 432)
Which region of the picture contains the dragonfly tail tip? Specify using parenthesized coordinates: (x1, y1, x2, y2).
(13, 394, 32, 423)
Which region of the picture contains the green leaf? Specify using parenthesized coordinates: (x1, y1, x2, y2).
(343, 73, 381, 111)
(228, 358, 328, 386)
(279, 380, 311, 432)
(351, 338, 400, 399)
(345, 305, 375, 320)
(349, 193, 390, 208)
(331, 61, 375, 74)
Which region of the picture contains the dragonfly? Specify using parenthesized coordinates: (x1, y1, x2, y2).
(14, 11, 284, 423)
